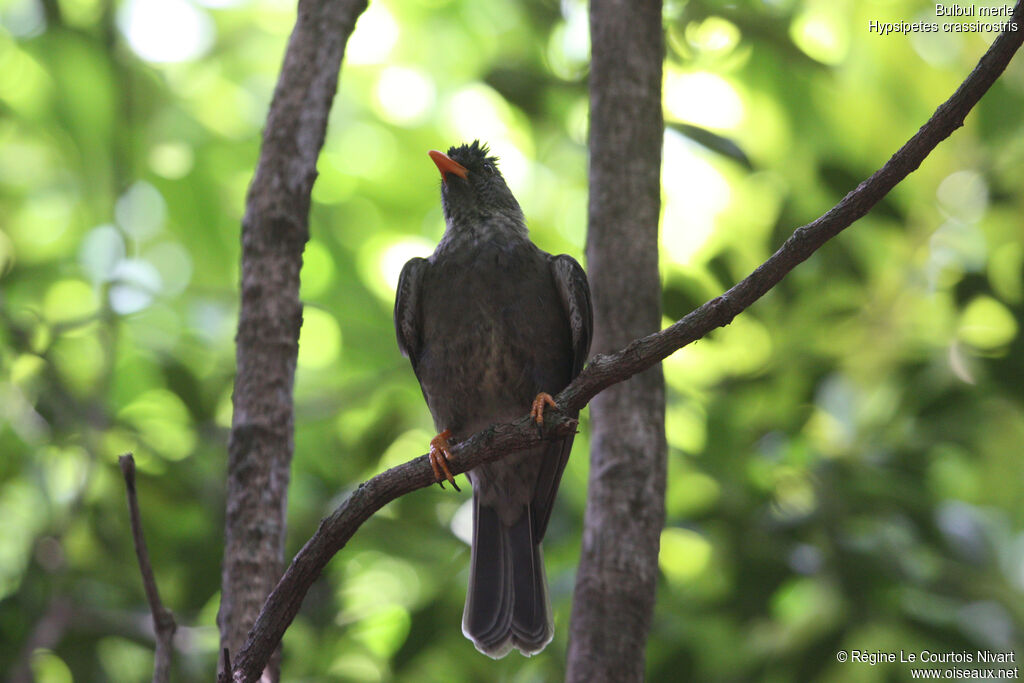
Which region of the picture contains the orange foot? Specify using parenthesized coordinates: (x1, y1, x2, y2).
(531, 392, 559, 426)
(429, 429, 460, 491)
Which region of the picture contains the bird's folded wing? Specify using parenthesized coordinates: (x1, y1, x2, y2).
(548, 254, 593, 376)
(394, 256, 429, 366)
(531, 254, 594, 540)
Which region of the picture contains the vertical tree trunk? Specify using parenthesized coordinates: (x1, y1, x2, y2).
(218, 1, 367, 679)
(567, 0, 666, 681)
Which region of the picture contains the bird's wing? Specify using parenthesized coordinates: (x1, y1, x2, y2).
(530, 254, 594, 541)
(548, 253, 593, 376)
(394, 257, 429, 367)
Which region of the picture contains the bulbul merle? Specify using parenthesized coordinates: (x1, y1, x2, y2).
(394, 141, 592, 657)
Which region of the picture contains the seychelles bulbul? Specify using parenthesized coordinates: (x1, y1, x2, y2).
(394, 141, 592, 657)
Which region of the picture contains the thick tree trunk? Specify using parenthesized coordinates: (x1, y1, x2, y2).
(218, 1, 366, 679)
(566, 0, 666, 681)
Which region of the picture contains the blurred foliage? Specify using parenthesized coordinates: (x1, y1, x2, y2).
(1, 0, 1023, 680)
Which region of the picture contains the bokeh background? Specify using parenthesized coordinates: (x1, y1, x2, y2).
(1, 0, 1023, 680)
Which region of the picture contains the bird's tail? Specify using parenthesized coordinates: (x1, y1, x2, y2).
(462, 497, 553, 658)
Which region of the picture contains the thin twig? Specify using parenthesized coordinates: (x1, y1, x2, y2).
(119, 454, 176, 683)
(217, 648, 232, 683)
(229, 7, 1024, 681)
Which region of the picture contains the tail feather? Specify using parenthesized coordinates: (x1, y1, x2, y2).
(508, 512, 550, 648)
(462, 497, 553, 658)
(462, 503, 513, 651)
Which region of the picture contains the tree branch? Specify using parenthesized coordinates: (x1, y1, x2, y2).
(118, 454, 176, 683)
(568, 0, 666, 677)
(219, 0, 367, 679)
(231, 8, 1024, 681)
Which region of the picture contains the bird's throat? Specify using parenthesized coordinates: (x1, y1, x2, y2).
(439, 214, 529, 252)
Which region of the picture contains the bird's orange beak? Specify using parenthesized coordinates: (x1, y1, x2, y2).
(429, 150, 469, 181)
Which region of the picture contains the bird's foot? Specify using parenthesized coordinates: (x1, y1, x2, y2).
(429, 429, 460, 491)
(530, 392, 559, 437)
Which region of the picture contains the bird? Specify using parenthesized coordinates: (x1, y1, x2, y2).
(393, 141, 592, 658)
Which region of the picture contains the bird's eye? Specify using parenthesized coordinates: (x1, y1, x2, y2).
(483, 164, 495, 176)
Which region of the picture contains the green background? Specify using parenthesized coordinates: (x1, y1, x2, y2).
(1, 0, 1022, 680)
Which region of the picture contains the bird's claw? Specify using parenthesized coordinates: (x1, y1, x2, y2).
(429, 429, 460, 492)
(531, 392, 559, 437)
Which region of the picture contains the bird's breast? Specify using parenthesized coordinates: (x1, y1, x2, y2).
(415, 243, 572, 436)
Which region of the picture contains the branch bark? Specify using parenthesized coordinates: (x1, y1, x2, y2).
(119, 454, 176, 683)
(229, 5, 1024, 680)
(218, 0, 367, 679)
(567, 0, 665, 680)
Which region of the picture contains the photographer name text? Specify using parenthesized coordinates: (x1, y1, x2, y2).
(838, 649, 1016, 666)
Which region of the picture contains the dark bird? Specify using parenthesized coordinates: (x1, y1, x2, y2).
(394, 141, 592, 657)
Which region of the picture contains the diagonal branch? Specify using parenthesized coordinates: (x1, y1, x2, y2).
(119, 454, 177, 683)
(230, 8, 1024, 681)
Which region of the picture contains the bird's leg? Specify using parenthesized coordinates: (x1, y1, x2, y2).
(530, 392, 559, 431)
(531, 392, 558, 438)
(429, 429, 460, 491)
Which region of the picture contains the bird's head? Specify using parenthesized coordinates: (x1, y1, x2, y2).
(429, 141, 525, 232)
